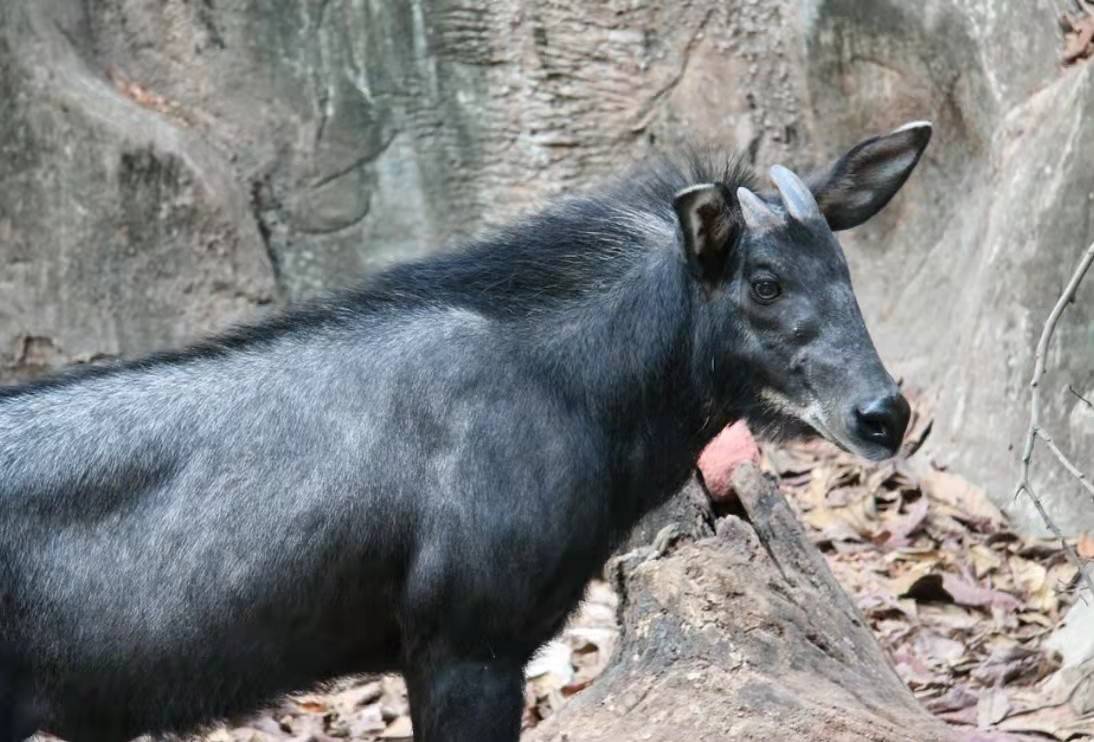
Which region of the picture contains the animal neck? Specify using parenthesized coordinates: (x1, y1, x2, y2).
(534, 248, 732, 520)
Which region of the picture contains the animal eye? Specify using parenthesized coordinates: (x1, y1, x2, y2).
(751, 279, 782, 303)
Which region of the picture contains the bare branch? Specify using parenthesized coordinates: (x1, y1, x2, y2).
(1036, 429, 1094, 504)
(1014, 239, 1094, 603)
(1068, 384, 1094, 411)
(1016, 482, 1093, 601)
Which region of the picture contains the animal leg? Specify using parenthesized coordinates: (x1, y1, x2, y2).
(0, 661, 34, 742)
(402, 639, 524, 742)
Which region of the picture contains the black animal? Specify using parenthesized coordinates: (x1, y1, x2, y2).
(0, 122, 931, 742)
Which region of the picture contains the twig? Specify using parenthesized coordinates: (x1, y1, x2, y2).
(1036, 429, 1094, 503)
(1015, 481, 1094, 605)
(1068, 384, 1094, 410)
(1014, 239, 1094, 603)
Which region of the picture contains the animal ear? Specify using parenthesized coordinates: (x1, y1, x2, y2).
(673, 183, 740, 287)
(807, 121, 932, 231)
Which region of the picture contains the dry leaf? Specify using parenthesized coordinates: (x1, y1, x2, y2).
(926, 683, 979, 714)
(918, 469, 1005, 529)
(526, 639, 574, 686)
(875, 496, 930, 549)
(280, 710, 327, 739)
(379, 675, 410, 721)
(331, 703, 386, 737)
(918, 603, 981, 632)
(761, 445, 816, 478)
(977, 687, 1011, 727)
(1016, 611, 1054, 628)
(1063, 14, 1094, 65)
(941, 573, 1021, 612)
(380, 715, 414, 739)
(328, 681, 382, 714)
(970, 544, 1005, 578)
(804, 506, 865, 543)
(888, 559, 937, 597)
(997, 701, 1094, 739)
(1077, 532, 1094, 560)
(1009, 557, 1056, 614)
(291, 697, 328, 714)
(973, 645, 1048, 687)
(914, 631, 967, 667)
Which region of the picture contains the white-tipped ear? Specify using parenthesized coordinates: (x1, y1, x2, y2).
(769, 165, 821, 223)
(892, 120, 932, 135)
(806, 120, 933, 231)
(736, 186, 780, 232)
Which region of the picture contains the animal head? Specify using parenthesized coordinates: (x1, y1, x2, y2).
(674, 121, 932, 460)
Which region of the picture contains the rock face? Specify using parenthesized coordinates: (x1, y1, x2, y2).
(0, 0, 1091, 533)
(0, 1, 278, 376)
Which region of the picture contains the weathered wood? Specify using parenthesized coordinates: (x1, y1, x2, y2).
(615, 476, 717, 556)
(526, 463, 953, 742)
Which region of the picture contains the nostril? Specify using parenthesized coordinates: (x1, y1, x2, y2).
(853, 394, 911, 451)
(857, 412, 888, 439)
(854, 406, 891, 442)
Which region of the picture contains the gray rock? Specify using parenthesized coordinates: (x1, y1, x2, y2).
(0, 0, 1090, 533)
(0, 1, 277, 377)
(1045, 590, 1094, 669)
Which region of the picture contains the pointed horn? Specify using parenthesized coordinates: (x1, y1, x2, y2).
(770, 164, 821, 223)
(736, 186, 780, 232)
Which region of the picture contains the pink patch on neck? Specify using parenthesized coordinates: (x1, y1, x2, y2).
(697, 421, 760, 501)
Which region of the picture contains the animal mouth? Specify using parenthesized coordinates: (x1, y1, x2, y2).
(758, 388, 897, 462)
(800, 414, 850, 452)
(802, 411, 894, 462)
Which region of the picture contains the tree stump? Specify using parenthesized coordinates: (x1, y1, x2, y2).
(525, 463, 954, 742)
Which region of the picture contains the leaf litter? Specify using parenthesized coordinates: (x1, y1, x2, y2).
(763, 397, 1094, 741)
